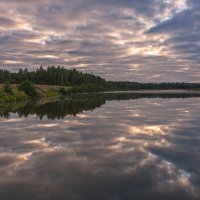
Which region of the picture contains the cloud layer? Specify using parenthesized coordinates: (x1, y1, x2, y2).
(0, 0, 199, 82)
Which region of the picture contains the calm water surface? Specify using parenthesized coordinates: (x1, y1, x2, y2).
(0, 94, 200, 200)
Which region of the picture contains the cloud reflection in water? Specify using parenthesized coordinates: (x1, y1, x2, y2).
(0, 96, 200, 199)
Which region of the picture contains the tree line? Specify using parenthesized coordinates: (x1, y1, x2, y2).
(0, 66, 200, 91)
(106, 81, 200, 90)
(0, 66, 105, 86)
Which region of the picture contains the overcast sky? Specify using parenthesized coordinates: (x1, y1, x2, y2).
(0, 0, 199, 82)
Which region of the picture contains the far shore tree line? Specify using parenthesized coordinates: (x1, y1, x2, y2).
(1, 66, 200, 95)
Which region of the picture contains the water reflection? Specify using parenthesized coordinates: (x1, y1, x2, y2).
(0, 94, 200, 199)
(1, 93, 200, 119)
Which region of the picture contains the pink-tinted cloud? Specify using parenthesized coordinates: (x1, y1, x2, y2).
(0, 0, 199, 82)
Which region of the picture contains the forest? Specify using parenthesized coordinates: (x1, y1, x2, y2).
(0, 66, 200, 92)
(0, 66, 105, 86)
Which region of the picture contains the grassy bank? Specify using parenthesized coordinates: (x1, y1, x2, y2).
(0, 84, 71, 103)
(1, 82, 200, 103)
(0, 84, 27, 102)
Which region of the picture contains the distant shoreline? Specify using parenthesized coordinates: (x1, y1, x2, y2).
(101, 89, 200, 94)
(1, 66, 200, 102)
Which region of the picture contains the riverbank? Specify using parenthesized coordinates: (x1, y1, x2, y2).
(0, 84, 71, 102)
(1, 84, 200, 103)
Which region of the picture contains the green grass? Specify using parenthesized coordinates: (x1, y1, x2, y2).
(35, 85, 71, 99)
(0, 84, 27, 102)
(0, 84, 71, 103)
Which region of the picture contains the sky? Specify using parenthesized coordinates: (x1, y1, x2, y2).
(0, 0, 199, 82)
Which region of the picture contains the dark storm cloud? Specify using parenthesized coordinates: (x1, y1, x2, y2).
(147, 10, 191, 34)
(0, 0, 199, 82)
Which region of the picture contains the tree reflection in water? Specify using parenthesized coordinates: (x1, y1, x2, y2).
(1, 92, 200, 120)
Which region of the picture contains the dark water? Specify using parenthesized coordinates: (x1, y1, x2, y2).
(0, 93, 200, 200)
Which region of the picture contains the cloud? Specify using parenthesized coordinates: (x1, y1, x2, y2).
(0, 0, 199, 82)
(0, 16, 18, 28)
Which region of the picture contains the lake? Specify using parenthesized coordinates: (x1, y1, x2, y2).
(0, 93, 200, 200)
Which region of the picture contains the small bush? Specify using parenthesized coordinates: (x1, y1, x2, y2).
(18, 81, 37, 97)
(59, 87, 69, 95)
(3, 82, 13, 94)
